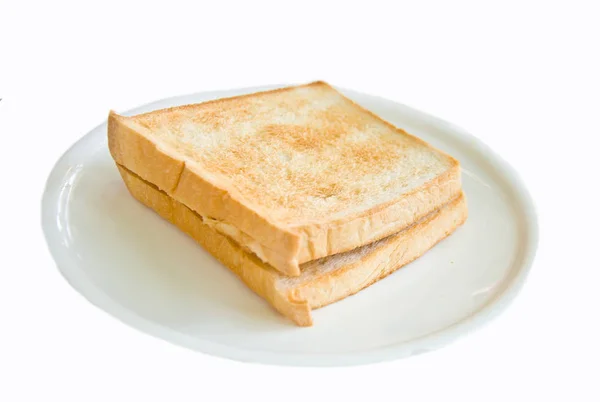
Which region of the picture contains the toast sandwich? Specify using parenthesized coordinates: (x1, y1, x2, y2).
(108, 82, 462, 276)
(118, 165, 467, 326)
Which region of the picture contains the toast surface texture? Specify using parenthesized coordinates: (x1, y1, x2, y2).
(117, 165, 467, 326)
(108, 82, 462, 276)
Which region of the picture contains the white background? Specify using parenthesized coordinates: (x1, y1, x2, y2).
(1, 0, 599, 400)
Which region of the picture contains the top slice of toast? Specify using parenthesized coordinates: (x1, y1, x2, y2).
(108, 81, 461, 276)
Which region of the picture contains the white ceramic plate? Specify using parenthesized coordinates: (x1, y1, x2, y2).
(42, 85, 538, 366)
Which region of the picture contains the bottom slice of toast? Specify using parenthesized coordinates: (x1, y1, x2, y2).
(117, 164, 468, 326)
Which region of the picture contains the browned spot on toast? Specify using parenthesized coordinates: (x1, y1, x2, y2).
(128, 82, 455, 222)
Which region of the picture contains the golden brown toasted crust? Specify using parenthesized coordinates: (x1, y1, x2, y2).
(108, 111, 303, 276)
(108, 82, 462, 276)
(116, 165, 312, 325)
(117, 165, 467, 326)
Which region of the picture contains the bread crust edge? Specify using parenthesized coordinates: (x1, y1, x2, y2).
(117, 164, 467, 326)
(107, 82, 461, 277)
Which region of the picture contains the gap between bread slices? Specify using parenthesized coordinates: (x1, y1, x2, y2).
(117, 165, 467, 327)
(108, 81, 462, 276)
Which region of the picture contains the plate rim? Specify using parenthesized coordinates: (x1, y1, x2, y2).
(41, 84, 539, 367)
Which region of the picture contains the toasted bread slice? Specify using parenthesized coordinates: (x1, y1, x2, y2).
(108, 82, 461, 276)
(117, 165, 467, 326)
